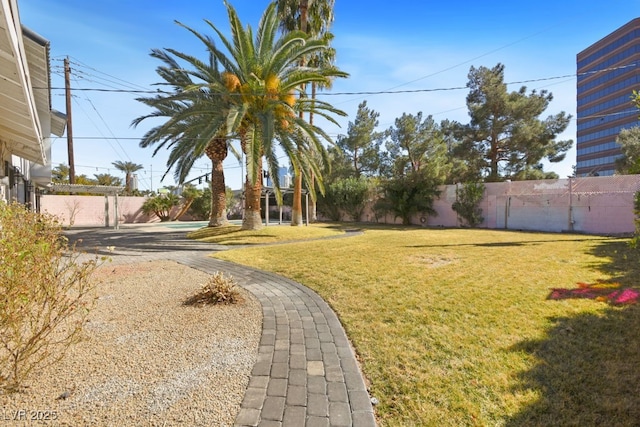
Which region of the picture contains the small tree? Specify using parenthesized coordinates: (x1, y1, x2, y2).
(141, 193, 180, 222)
(0, 202, 100, 392)
(374, 172, 441, 225)
(317, 176, 371, 221)
(452, 182, 485, 227)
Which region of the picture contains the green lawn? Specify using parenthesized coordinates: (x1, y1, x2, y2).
(186, 223, 345, 245)
(206, 225, 640, 426)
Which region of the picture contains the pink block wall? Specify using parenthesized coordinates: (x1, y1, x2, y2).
(41, 175, 640, 234)
(341, 176, 640, 235)
(40, 195, 156, 227)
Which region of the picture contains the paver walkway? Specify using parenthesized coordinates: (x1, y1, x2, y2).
(65, 225, 377, 427)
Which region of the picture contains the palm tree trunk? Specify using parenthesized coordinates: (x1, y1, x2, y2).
(242, 173, 263, 230)
(291, 173, 303, 225)
(309, 174, 317, 222)
(173, 199, 194, 221)
(291, 0, 309, 227)
(309, 81, 317, 222)
(208, 161, 228, 227)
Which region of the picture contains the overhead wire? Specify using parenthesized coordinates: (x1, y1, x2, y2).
(43, 56, 636, 184)
(35, 63, 636, 98)
(64, 67, 154, 190)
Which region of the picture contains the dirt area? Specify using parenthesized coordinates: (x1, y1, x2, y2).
(0, 260, 262, 426)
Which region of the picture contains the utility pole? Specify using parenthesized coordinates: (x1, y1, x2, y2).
(64, 57, 76, 184)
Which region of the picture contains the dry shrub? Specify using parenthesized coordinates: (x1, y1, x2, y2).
(185, 272, 241, 306)
(0, 202, 101, 392)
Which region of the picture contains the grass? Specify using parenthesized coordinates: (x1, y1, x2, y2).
(186, 223, 346, 245)
(206, 225, 640, 426)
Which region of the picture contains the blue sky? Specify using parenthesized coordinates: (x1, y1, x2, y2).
(18, 0, 639, 190)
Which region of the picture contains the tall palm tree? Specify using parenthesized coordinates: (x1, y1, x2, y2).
(277, 0, 338, 225)
(112, 161, 143, 194)
(306, 32, 337, 221)
(132, 48, 239, 227)
(180, 1, 347, 230)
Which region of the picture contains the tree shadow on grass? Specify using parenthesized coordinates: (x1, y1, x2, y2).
(406, 237, 610, 249)
(506, 240, 640, 426)
(588, 239, 640, 287)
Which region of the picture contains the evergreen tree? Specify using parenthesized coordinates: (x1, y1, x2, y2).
(335, 101, 383, 177)
(385, 112, 450, 182)
(615, 126, 640, 174)
(464, 63, 572, 181)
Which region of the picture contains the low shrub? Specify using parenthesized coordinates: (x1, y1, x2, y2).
(141, 193, 180, 221)
(452, 182, 485, 227)
(185, 272, 241, 305)
(0, 202, 101, 392)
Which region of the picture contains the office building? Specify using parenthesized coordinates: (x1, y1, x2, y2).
(576, 18, 640, 176)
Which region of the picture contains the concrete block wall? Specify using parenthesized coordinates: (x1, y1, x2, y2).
(366, 176, 640, 235)
(39, 175, 640, 235)
(40, 195, 155, 227)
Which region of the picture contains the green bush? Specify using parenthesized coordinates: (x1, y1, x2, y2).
(452, 182, 485, 227)
(188, 186, 235, 221)
(374, 173, 441, 225)
(318, 177, 372, 221)
(141, 193, 180, 221)
(0, 202, 100, 392)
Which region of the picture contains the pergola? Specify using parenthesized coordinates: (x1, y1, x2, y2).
(261, 186, 309, 226)
(48, 184, 125, 229)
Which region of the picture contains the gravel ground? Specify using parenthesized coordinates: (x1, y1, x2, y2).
(0, 260, 262, 426)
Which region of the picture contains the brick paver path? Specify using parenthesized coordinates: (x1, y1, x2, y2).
(65, 225, 376, 427)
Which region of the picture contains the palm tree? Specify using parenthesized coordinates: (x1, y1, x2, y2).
(132, 49, 239, 227)
(112, 161, 143, 194)
(172, 184, 200, 220)
(180, 1, 347, 230)
(306, 33, 337, 222)
(277, 0, 339, 225)
(94, 173, 122, 186)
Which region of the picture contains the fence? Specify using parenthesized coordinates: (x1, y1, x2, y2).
(40, 195, 157, 227)
(40, 175, 640, 235)
(420, 175, 640, 235)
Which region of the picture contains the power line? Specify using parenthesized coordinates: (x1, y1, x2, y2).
(35, 62, 637, 98)
(57, 56, 150, 92)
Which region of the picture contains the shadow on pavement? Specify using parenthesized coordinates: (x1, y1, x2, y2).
(63, 226, 227, 257)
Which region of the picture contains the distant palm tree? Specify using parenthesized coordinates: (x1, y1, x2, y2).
(52, 164, 70, 183)
(94, 173, 122, 187)
(172, 184, 200, 221)
(180, 2, 347, 230)
(112, 161, 143, 194)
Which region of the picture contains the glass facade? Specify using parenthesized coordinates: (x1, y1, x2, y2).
(576, 18, 640, 177)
